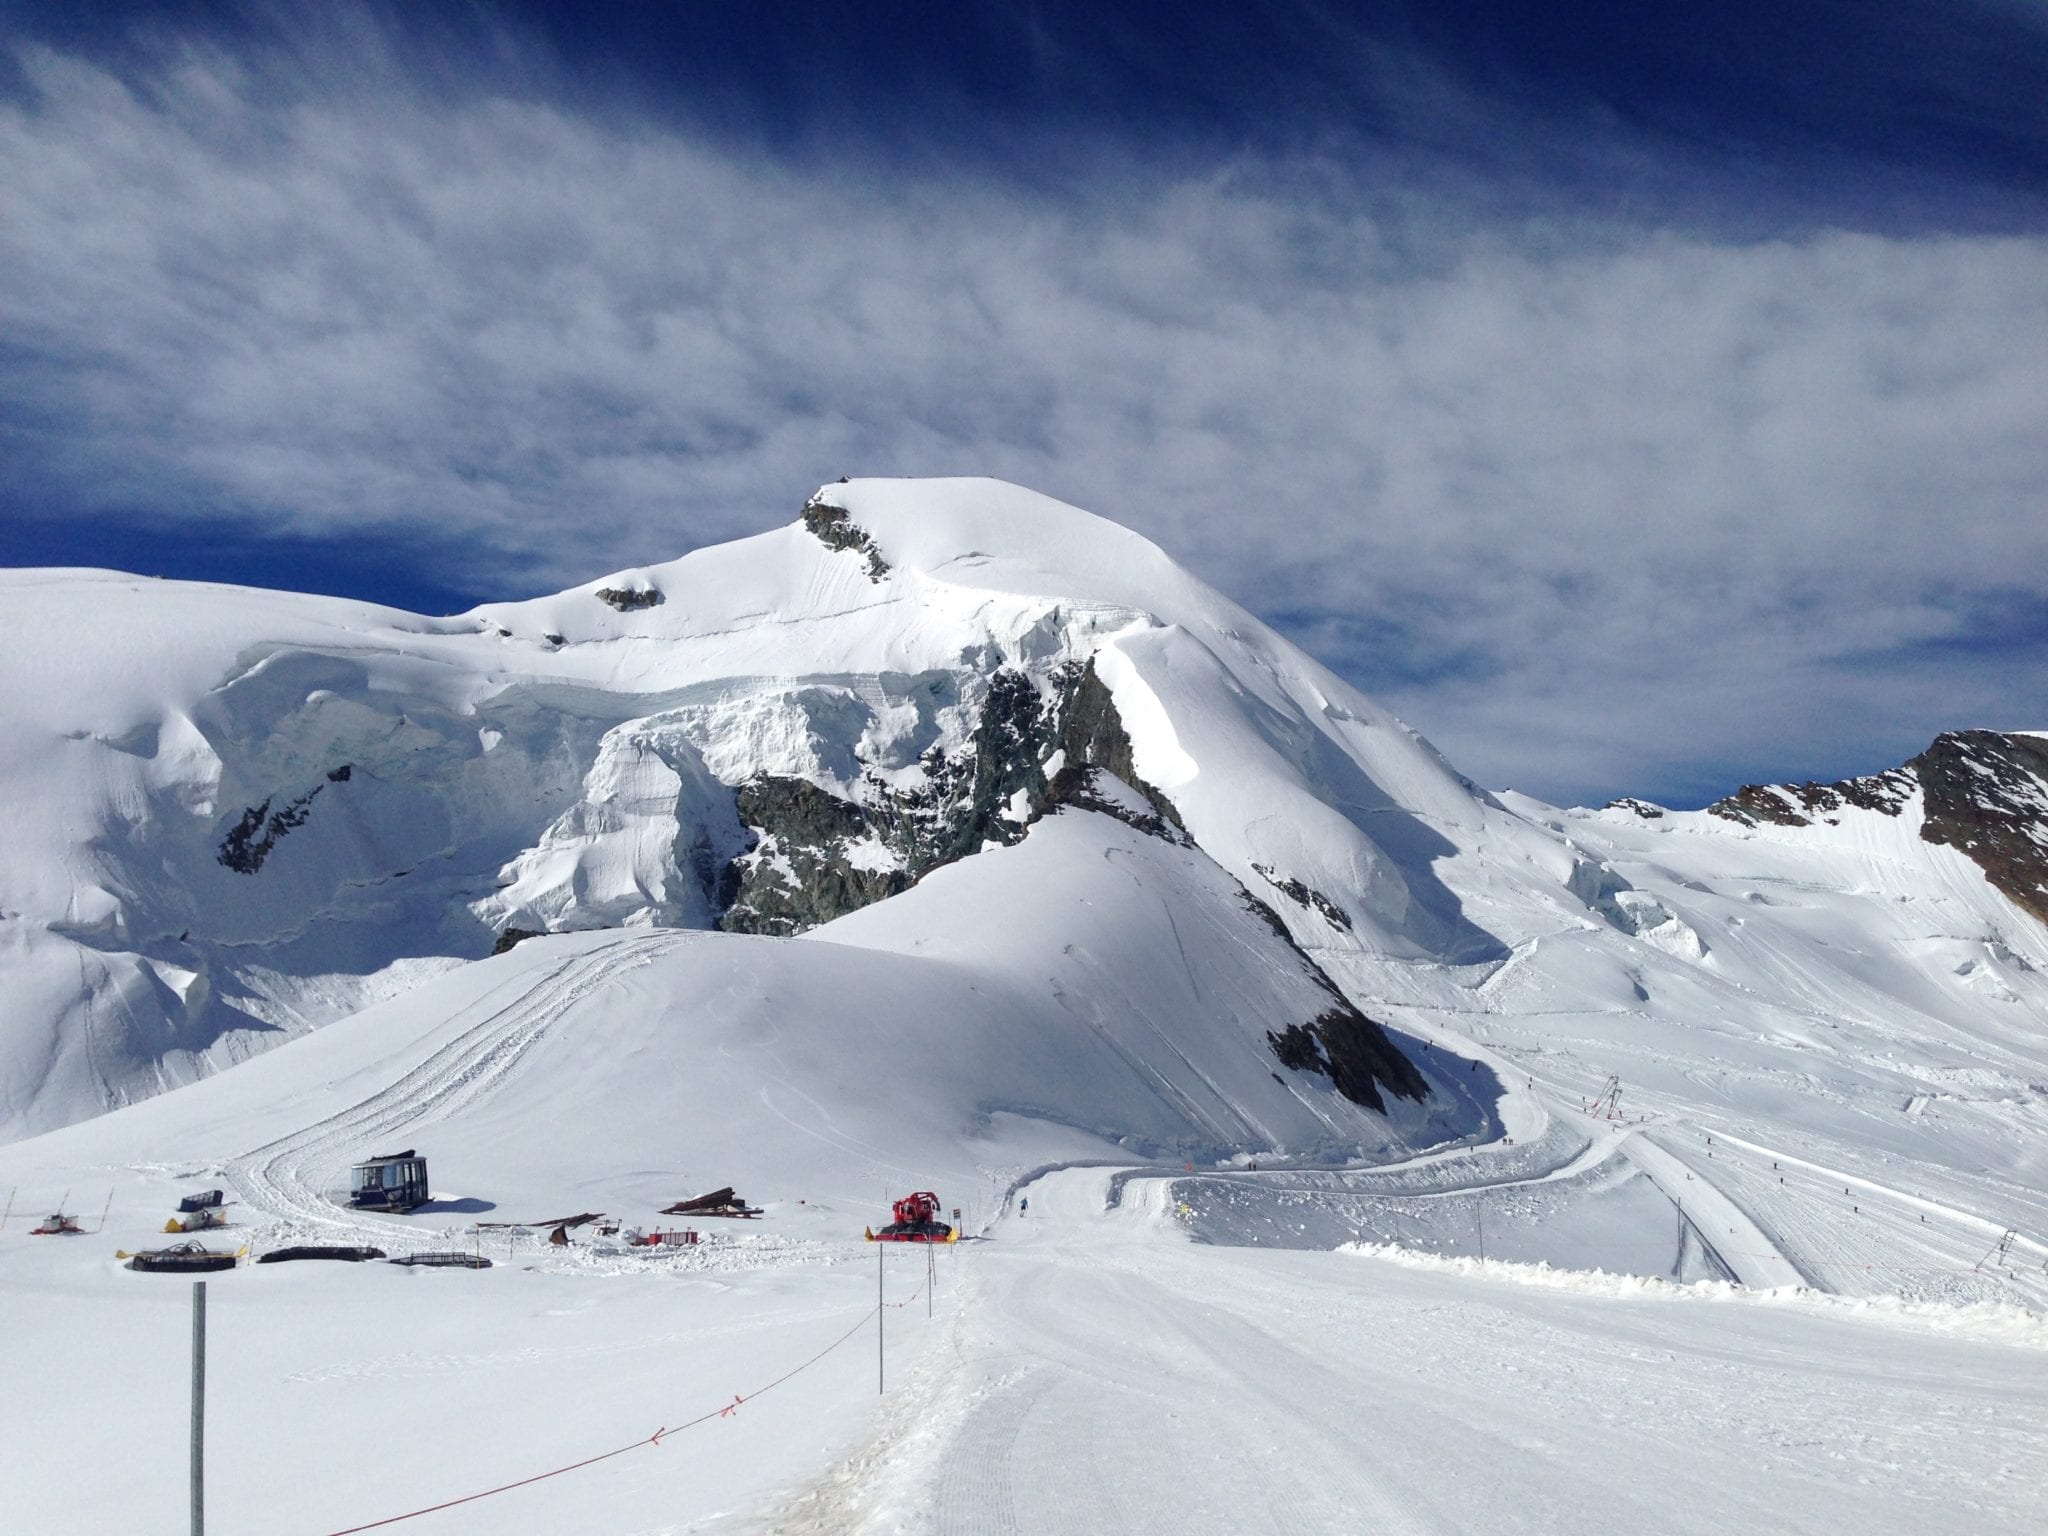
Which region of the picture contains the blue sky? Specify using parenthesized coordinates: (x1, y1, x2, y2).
(3, 1, 2045, 805)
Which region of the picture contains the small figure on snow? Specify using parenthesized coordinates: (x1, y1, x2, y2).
(1020, 1197, 1029, 1216)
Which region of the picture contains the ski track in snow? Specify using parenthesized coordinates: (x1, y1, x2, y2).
(227, 933, 689, 1247)
(1615, 1128, 1806, 1288)
(1714, 1127, 2048, 1254)
(1341, 911, 2048, 1310)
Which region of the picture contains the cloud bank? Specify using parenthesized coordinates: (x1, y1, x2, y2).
(2, 33, 2045, 805)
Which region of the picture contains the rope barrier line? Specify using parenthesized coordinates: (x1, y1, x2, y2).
(317, 1275, 930, 1536)
(319, 1430, 663, 1535)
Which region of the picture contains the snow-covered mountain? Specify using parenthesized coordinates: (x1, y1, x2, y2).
(1, 478, 1512, 1141)
(1699, 729, 2048, 925)
(0, 476, 2040, 1198)
(5, 477, 2045, 1534)
(3, 480, 2045, 1182)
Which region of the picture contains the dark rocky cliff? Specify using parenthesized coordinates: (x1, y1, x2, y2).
(719, 657, 1183, 934)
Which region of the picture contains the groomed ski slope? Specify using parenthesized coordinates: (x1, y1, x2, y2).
(793, 1167, 2046, 1536)
(7, 1155, 2039, 1535)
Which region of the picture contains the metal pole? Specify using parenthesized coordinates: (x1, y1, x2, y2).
(877, 1242, 885, 1395)
(191, 1280, 207, 1536)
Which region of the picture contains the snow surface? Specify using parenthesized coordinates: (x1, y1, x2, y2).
(810, 1168, 2046, 1536)
(4, 476, 2047, 1531)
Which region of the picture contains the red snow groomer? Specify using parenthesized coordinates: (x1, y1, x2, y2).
(866, 1190, 957, 1243)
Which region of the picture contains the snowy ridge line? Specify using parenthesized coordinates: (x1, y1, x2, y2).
(1338, 1242, 2048, 1348)
(318, 1275, 933, 1536)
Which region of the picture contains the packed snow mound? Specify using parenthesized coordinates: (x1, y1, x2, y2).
(0, 478, 1517, 1138)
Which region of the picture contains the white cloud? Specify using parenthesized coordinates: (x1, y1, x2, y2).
(3, 41, 2045, 803)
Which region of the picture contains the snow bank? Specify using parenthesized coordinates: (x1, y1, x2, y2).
(1340, 1241, 2048, 1348)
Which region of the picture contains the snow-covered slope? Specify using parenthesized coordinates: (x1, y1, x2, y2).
(5, 476, 2047, 1534)
(3, 475, 2045, 1265)
(0, 477, 1523, 1139)
(0, 809, 1495, 1254)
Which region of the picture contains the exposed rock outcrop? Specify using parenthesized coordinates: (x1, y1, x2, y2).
(1045, 765, 1190, 844)
(1264, 1009, 1426, 1116)
(719, 657, 1185, 934)
(595, 586, 663, 612)
(217, 768, 350, 874)
(1252, 863, 1353, 930)
(718, 776, 910, 936)
(1912, 732, 2048, 926)
(1241, 889, 1429, 1113)
(801, 495, 891, 581)
(1604, 797, 1665, 819)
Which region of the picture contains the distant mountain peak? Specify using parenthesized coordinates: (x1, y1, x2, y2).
(1709, 729, 2048, 924)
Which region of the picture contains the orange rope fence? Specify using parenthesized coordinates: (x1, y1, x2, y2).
(317, 1277, 930, 1535)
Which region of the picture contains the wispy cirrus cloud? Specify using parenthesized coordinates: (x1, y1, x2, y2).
(2, 19, 2045, 805)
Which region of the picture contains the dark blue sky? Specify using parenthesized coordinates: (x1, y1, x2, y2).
(13, 0, 2041, 207)
(3, 1, 2045, 803)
